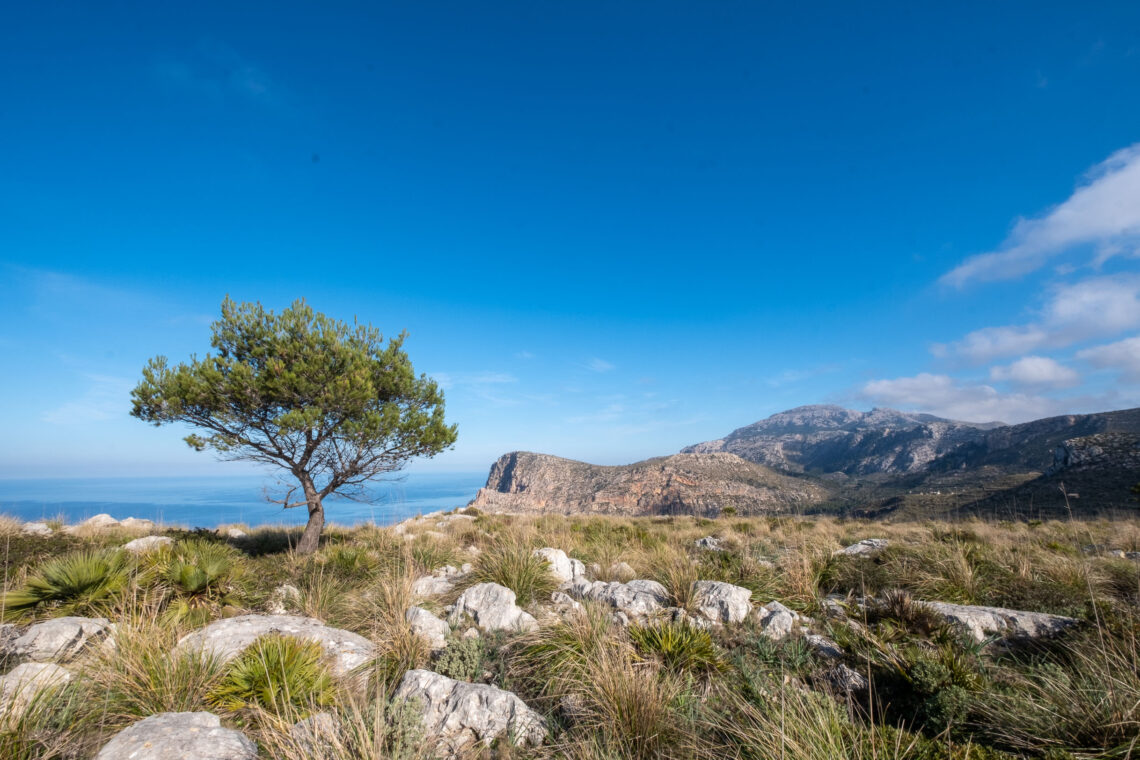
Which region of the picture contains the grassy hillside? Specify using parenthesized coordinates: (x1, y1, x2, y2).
(1, 511, 1138, 759)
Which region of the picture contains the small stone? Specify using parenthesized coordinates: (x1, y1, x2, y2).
(826, 664, 868, 693)
(609, 561, 636, 581)
(550, 591, 582, 613)
(695, 536, 725, 551)
(834, 539, 889, 557)
(266, 584, 302, 615)
(533, 548, 576, 584)
(756, 601, 798, 641)
(805, 634, 844, 659)
(406, 606, 450, 651)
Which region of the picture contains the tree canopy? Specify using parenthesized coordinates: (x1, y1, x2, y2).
(131, 297, 457, 553)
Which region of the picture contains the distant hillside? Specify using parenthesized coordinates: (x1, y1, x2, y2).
(683, 404, 1000, 476)
(468, 451, 830, 516)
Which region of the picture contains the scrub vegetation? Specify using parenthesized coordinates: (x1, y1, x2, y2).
(0, 510, 1138, 758)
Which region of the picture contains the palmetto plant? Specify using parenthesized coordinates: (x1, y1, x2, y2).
(207, 634, 336, 718)
(2, 549, 130, 620)
(144, 538, 248, 624)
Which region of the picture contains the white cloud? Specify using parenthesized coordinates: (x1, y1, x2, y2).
(1077, 335, 1140, 381)
(989, 356, 1080, 388)
(154, 39, 276, 104)
(934, 275, 1140, 362)
(587, 358, 615, 373)
(942, 143, 1140, 286)
(860, 373, 1057, 423)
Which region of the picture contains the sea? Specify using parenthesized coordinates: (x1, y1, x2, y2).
(0, 472, 487, 529)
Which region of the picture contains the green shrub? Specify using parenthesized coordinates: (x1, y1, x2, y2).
(208, 634, 336, 717)
(147, 538, 248, 624)
(467, 541, 556, 605)
(629, 621, 724, 675)
(431, 636, 484, 682)
(1, 548, 130, 620)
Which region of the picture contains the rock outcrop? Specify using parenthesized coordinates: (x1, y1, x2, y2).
(5, 616, 113, 663)
(394, 669, 547, 752)
(0, 663, 71, 722)
(690, 581, 752, 624)
(920, 601, 1078, 642)
(533, 548, 586, 585)
(469, 451, 828, 516)
(121, 535, 173, 554)
(94, 712, 257, 760)
(564, 578, 669, 622)
(407, 606, 451, 650)
(175, 615, 375, 678)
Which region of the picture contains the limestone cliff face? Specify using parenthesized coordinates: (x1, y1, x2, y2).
(468, 451, 829, 516)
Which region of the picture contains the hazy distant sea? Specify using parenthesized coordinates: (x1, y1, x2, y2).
(0, 473, 486, 528)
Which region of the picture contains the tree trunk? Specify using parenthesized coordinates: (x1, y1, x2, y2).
(296, 476, 324, 555)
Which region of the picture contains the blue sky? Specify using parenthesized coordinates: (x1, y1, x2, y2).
(3, 2, 1140, 478)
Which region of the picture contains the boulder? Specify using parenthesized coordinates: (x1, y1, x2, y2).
(609, 561, 636, 581)
(835, 538, 889, 557)
(413, 566, 465, 598)
(564, 578, 668, 622)
(266, 584, 302, 615)
(826, 663, 868, 693)
(118, 517, 157, 531)
(755, 601, 798, 640)
(407, 606, 451, 650)
(175, 615, 375, 678)
(70, 514, 119, 532)
(448, 584, 537, 632)
(691, 581, 752, 624)
(920, 601, 1078, 642)
(695, 536, 724, 551)
(20, 522, 52, 537)
(223, 528, 247, 540)
(394, 669, 546, 752)
(0, 663, 71, 722)
(532, 548, 585, 585)
(121, 535, 173, 554)
(7, 616, 113, 663)
(94, 712, 257, 760)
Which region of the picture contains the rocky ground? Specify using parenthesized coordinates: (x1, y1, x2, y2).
(0, 510, 1138, 758)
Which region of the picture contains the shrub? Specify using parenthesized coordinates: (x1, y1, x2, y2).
(629, 621, 725, 676)
(1, 548, 130, 620)
(467, 540, 557, 606)
(208, 634, 336, 718)
(431, 636, 484, 683)
(147, 538, 248, 624)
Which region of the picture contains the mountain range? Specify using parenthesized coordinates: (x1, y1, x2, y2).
(472, 405, 1140, 519)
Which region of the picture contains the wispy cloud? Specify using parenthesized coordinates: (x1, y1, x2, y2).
(941, 143, 1140, 287)
(154, 39, 277, 105)
(42, 374, 134, 425)
(586, 357, 615, 373)
(932, 275, 1140, 362)
(432, 371, 518, 391)
(1077, 335, 1140, 381)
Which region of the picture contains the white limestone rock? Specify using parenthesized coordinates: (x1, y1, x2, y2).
(448, 583, 537, 632)
(20, 522, 52, 537)
(71, 514, 120, 532)
(7, 616, 113, 663)
(695, 536, 725, 551)
(826, 663, 868, 693)
(121, 535, 173, 554)
(175, 615, 375, 678)
(564, 577, 669, 622)
(805, 634, 844, 659)
(94, 712, 257, 760)
(920, 601, 1078, 643)
(394, 669, 546, 752)
(0, 663, 71, 722)
(532, 548, 584, 585)
(413, 565, 465, 598)
(755, 601, 798, 640)
(119, 517, 157, 531)
(266, 584, 302, 615)
(290, 711, 342, 756)
(691, 581, 752, 624)
(407, 606, 451, 650)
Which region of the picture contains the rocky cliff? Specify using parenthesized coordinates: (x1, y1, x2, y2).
(468, 451, 830, 516)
